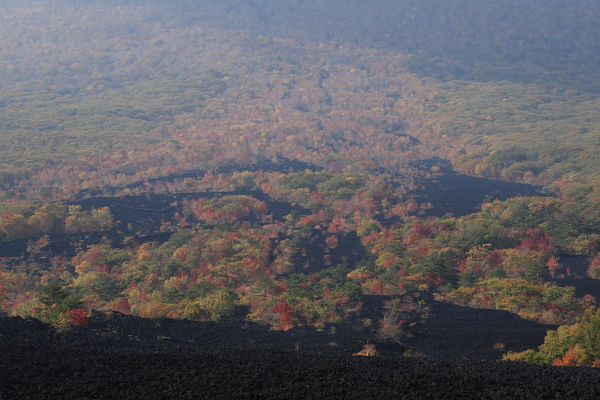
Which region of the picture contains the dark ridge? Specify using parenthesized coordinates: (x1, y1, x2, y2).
(0, 307, 596, 399)
(404, 300, 557, 360)
(80, 158, 323, 198)
(0, 164, 550, 258)
(0, 293, 555, 360)
(413, 173, 550, 218)
(0, 190, 310, 258)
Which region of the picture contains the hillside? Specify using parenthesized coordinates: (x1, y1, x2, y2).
(2, 1, 600, 391)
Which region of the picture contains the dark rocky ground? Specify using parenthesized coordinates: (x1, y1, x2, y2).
(3, 346, 600, 400)
(413, 172, 550, 218)
(2, 295, 600, 399)
(0, 167, 592, 399)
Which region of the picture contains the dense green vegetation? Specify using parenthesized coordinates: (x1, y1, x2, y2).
(504, 307, 600, 366)
(0, 70, 226, 171)
(423, 80, 600, 187)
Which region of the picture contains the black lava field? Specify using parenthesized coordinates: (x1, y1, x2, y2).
(2, 294, 600, 399)
(1, 172, 597, 399)
(0, 170, 600, 400)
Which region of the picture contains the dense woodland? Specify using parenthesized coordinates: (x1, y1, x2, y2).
(3, 0, 600, 367)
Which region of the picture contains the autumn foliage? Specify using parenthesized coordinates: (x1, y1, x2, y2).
(2, 1, 600, 360)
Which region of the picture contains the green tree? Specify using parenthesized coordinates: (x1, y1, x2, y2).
(582, 308, 600, 361)
(179, 289, 236, 321)
(37, 283, 85, 328)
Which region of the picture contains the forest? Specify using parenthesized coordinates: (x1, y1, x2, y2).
(3, 0, 600, 370)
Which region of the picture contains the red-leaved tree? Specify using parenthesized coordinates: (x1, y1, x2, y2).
(272, 299, 293, 330)
(66, 308, 89, 326)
